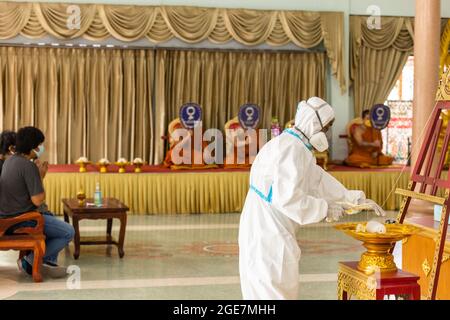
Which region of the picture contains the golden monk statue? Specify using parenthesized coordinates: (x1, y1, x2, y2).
(345, 110, 394, 168)
(224, 117, 259, 168)
(163, 118, 217, 169)
(437, 110, 450, 168)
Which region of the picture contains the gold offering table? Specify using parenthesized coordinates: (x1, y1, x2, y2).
(335, 222, 421, 299)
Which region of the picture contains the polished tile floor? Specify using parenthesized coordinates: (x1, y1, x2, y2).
(0, 211, 400, 300)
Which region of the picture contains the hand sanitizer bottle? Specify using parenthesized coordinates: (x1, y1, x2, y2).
(94, 182, 102, 207)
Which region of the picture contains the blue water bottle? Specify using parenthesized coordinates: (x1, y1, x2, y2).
(94, 182, 102, 207)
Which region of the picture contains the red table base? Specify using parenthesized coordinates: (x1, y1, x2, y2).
(338, 261, 420, 300)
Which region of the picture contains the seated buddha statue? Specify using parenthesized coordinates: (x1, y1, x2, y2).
(224, 117, 259, 168)
(163, 118, 217, 169)
(344, 110, 394, 168)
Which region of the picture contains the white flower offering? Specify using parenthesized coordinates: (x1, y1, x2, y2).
(133, 157, 144, 164)
(117, 157, 128, 164)
(76, 156, 89, 163)
(355, 224, 366, 233)
(98, 158, 110, 165)
(76, 156, 90, 172)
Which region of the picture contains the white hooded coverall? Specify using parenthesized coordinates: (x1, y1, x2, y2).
(238, 97, 365, 300)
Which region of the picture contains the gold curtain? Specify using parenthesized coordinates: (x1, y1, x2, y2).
(0, 46, 325, 165)
(0, 46, 155, 164)
(0, 2, 346, 92)
(153, 49, 326, 164)
(350, 16, 414, 117)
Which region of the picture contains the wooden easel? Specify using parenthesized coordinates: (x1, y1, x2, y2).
(395, 71, 450, 300)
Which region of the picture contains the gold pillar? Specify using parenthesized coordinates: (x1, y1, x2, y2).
(412, 0, 441, 168)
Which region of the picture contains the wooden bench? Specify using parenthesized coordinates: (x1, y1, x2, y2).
(0, 212, 46, 282)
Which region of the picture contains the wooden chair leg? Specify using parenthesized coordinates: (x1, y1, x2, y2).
(32, 241, 45, 283)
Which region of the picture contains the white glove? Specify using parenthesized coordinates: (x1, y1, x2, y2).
(348, 190, 366, 204)
(357, 199, 363, 205)
(326, 203, 344, 222)
(335, 199, 386, 217)
(359, 199, 386, 217)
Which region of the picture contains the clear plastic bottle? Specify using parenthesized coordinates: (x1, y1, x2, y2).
(270, 117, 281, 139)
(94, 182, 102, 207)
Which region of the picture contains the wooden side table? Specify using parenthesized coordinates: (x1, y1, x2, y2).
(338, 261, 421, 300)
(62, 198, 129, 259)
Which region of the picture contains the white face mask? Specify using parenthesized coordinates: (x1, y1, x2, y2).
(298, 101, 332, 152)
(33, 144, 45, 158)
(309, 131, 329, 152)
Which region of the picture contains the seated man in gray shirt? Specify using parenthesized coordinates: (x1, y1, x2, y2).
(0, 127, 75, 278)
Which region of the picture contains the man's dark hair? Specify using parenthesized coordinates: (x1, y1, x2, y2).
(0, 130, 16, 155)
(15, 127, 45, 155)
(362, 109, 370, 119)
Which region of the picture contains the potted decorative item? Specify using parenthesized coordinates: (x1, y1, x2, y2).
(75, 156, 91, 173)
(77, 189, 86, 207)
(97, 158, 110, 173)
(132, 157, 146, 173)
(115, 157, 129, 173)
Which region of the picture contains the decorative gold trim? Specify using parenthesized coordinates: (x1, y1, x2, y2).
(422, 258, 431, 277)
(358, 253, 397, 274)
(396, 181, 414, 223)
(442, 254, 450, 264)
(337, 267, 376, 300)
(427, 190, 450, 299)
(436, 69, 450, 101)
(434, 235, 441, 244)
(394, 188, 446, 205)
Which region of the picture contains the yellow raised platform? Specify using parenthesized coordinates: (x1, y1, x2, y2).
(44, 165, 410, 215)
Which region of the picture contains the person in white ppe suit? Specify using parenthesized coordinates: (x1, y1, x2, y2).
(239, 97, 384, 300)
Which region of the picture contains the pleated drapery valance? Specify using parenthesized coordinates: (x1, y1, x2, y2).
(0, 2, 346, 92)
(350, 16, 414, 117)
